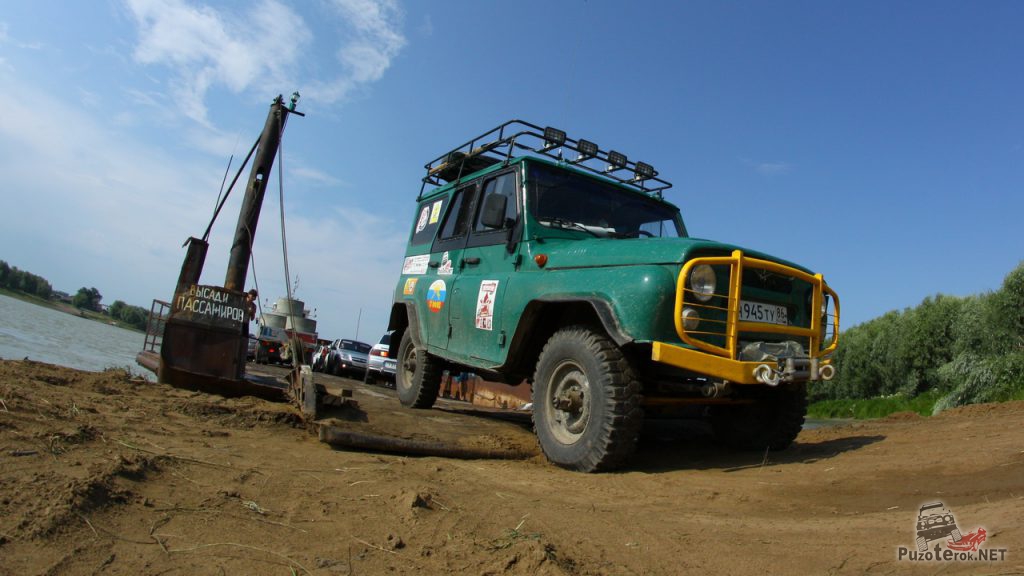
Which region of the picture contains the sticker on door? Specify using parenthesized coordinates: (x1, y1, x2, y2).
(475, 280, 499, 330)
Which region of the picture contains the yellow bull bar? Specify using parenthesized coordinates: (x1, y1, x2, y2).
(651, 250, 840, 385)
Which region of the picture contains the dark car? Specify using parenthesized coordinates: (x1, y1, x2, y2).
(247, 334, 258, 361)
(326, 339, 371, 377)
(255, 339, 283, 365)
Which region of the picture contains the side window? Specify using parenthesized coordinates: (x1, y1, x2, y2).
(438, 186, 472, 240)
(409, 197, 446, 245)
(474, 172, 518, 232)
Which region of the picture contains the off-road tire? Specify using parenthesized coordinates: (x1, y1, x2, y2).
(916, 536, 927, 553)
(396, 330, 443, 408)
(950, 528, 962, 542)
(532, 326, 643, 472)
(710, 383, 807, 451)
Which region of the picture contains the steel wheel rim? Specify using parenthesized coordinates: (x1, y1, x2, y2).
(398, 345, 417, 392)
(547, 359, 591, 444)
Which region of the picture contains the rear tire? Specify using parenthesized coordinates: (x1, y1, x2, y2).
(710, 383, 807, 451)
(396, 331, 442, 408)
(532, 326, 642, 472)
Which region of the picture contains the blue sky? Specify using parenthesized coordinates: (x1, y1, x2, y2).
(0, 1, 1021, 342)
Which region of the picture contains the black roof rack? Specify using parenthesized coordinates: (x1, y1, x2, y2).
(420, 120, 673, 199)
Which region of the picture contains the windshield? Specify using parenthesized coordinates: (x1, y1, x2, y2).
(527, 162, 685, 238)
(340, 341, 371, 353)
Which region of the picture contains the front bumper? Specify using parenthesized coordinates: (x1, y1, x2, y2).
(652, 250, 840, 385)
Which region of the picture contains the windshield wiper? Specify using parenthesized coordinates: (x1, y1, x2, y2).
(539, 217, 602, 238)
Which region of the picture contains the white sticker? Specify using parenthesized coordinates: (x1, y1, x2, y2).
(415, 206, 430, 233)
(438, 251, 454, 276)
(429, 200, 443, 224)
(402, 255, 430, 275)
(475, 280, 499, 331)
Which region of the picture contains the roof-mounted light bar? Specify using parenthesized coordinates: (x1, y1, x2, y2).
(420, 120, 672, 198)
(605, 150, 628, 173)
(633, 161, 657, 182)
(574, 138, 598, 163)
(540, 126, 566, 152)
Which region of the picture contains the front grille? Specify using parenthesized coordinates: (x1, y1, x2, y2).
(675, 250, 839, 361)
(741, 268, 793, 295)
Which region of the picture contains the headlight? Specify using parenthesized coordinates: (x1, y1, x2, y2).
(689, 264, 716, 302)
(681, 307, 701, 331)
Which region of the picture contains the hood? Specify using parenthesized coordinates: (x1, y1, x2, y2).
(537, 236, 810, 273)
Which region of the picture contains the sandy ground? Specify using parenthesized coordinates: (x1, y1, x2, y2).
(1, 359, 1022, 575)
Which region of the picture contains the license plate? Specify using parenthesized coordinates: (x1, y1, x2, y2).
(739, 300, 789, 325)
(384, 360, 397, 371)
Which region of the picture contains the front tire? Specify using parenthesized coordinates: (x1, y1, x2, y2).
(396, 331, 443, 408)
(710, 383, 807, 451)
(532, 326, 642, 472)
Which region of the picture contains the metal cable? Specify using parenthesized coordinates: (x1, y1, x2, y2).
(202, 137, 260, 243)
(276, 119, 304, 366)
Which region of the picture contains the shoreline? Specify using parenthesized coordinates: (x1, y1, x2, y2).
(0, 288, 145, 334)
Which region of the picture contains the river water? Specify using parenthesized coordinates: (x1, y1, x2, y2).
(0, 294, 153, 380)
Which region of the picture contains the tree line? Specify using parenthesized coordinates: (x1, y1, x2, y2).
(0, 260, 150, 331)
(0, 260, 53, 300)
(814, 261, 1024, 412)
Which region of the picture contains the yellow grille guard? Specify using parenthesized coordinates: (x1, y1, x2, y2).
(651, 250, 840, 385)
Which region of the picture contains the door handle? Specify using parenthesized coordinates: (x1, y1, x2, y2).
(428, 261, 440, 268)
(462, 257, 481, 266)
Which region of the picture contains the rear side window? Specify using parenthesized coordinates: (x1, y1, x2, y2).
(409, 196, 447, 245)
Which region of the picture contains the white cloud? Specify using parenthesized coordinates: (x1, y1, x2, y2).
(124, 0, 406, 124)
(756, 161, 792, 175)
(0, 68, 407, 339)
(0, 71, 222, 305)
(0, 21, 45, 51)
(417, 15, 434, 37)
(125, 0, 311, 125)
(290, 165, 346, 188)
(742, 158, 793, 176)
(299, 0, 406, 105)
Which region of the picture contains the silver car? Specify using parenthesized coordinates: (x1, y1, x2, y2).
(364, 332, 396, 386)
(326, 339, 370, 378)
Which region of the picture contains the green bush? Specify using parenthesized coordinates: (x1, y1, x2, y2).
(818, 261, 1024, 415)
(808, 390, 941, 419)
(933, 351, 1024, 413)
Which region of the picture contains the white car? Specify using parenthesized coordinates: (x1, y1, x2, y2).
(363, 332, 396, 386)
(310, 343, 331, 372)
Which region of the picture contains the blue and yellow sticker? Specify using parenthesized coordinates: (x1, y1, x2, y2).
(426, 280, 447, 313)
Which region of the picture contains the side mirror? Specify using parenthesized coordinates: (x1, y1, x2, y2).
(480, 193, 508, 229)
